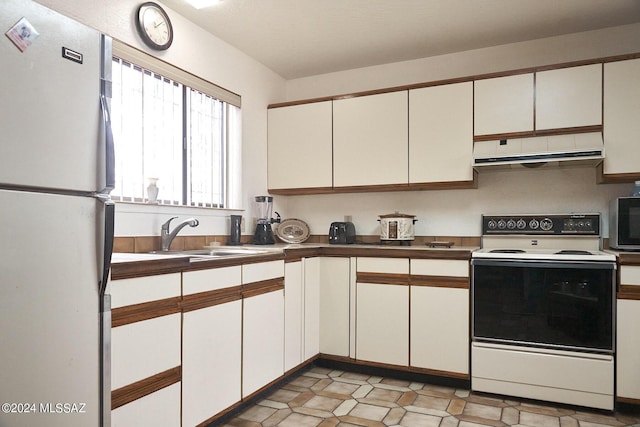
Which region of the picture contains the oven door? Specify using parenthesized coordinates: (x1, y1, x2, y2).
(471, 258, 616, 354)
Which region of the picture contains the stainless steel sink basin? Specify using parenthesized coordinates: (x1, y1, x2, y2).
(149, 247, 277, 260)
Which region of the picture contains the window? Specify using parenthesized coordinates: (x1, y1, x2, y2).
(109, 42, 240, 208)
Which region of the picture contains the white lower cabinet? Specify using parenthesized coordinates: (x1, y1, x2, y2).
(242, 260, 285, 398)
(355, 257, 410, 366)
(616, 264, 640, 403)
(284, 260, 304, 371)
(109, 273, 182, 427)
(319, 257, 352, 357)
(410, 259, 469, 375)
(181, 266, 242, 427)
(304, 257, 321, 359)
(617, 299, 640, 401)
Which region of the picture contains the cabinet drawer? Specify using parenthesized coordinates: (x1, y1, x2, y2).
(111, 313, 181, 389)
(242, 260, 285, 284)
(410, 259, 469, 277)
(109, 273, 181, 308)
(620, 265, 640, 285)
(356, 257, 409, 274)
(183, 266, 241, 294)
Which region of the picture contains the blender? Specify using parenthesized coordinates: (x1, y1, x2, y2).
(253, 196, 280, 244)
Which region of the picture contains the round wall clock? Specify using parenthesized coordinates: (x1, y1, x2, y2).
(136, 2, 173, 50)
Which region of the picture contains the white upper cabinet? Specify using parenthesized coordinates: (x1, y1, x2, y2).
(333, 91, 409, 187)
(409, 82, 473, 183)
(268, 101, 333, 190)
(603, 58, 640, 176)
(535, 64, 602, 130)
(474, 73, 534, 136)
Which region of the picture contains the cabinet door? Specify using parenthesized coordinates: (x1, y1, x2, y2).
(284, 261, 303, 371)
(243, 290, 285, 397)
(356, 282, 409, 366)
(474, 73, 534, 136)
(409, 82, 473, 183)
(303, 257, 321, 360)
(536, 64, 602, 130)
(617, 298, 640, 401)
(182, 266, 242, 426)
(112, 383, 181, 427)
(603, 59, 640, 176)
(268, 101, 333, 189)
(411, 286, 468, 374)
(333, 91, 408, 187)
(182, 302, 241, 426)
(319, 257, 351, 356)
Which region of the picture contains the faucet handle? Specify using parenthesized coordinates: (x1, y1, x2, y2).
(162, 216, 179, 231)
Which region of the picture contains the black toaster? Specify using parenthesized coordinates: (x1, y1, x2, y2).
(328, 222, 356, 244)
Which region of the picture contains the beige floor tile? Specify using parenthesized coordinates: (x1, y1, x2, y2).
(223, 367, 640, 427)
(366, 387, 403, 403)
(349, 402, 391, 421)
(383, 407, 406, 425)
(323, 381, 361, 396)
(333, 399, 358, 417)
(519, 411, 560, 427)
(413, 394, 451, 411)
(278, 412, 323, 427)
(463, 402, 503, 420)
(399, 411, 442, 427)
(304, 395, 344, 412)
(238, 405, 278, 422)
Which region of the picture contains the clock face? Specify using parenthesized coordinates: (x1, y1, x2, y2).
(137, 2, 173, 50)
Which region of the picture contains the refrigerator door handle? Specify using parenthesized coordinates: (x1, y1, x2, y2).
(99, 95, 116, 193)
(99, 200, 115, 298)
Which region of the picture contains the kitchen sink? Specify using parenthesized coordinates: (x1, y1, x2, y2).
(149, 247, 278, 260)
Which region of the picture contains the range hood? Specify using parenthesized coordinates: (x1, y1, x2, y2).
(473, 132, 604, 169)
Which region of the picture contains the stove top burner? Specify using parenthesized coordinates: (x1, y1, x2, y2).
(554, 250, 593, 256)
(489, 249, 526, 254)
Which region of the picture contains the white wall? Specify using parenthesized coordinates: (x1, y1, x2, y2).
(36, 0, 286, 237)
(274, 23, 640, 238)
(33, 1, 640, 238)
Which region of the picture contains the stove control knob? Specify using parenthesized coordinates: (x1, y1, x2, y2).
(516, 219, 527, 229)
(497, 219, 507, 229)
(507, 219, 516, 229)
(487, 219, 497, 230)
(540, 218, 553, 231)
(529, 219, 539, 229)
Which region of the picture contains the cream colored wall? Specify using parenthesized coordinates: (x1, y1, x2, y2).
(35, 0, 286, 237)
(275, 24, 640, 239)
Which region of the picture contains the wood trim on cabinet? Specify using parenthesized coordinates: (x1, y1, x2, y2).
(616, 396, 640, 406)
(618, 285, 640, 300)
(473, 125, 603, 143)
(182, 285, 242, 312)
(617, 253, 640, 266)
(241, 278, 285, 298)
(268, 52, 640, 110)
(111, 257, 190, 280)
(269, 178, 479, 195)
(111, 366, 181, 410)
(410, 275, 470, 289)
(597, 162, 640, 184)
(111, 297, 181, 328)
(356, 272, 409, 286)
(317, 353, 469, 381)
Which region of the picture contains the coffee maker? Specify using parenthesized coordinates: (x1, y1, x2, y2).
(253, 196, 280, 244)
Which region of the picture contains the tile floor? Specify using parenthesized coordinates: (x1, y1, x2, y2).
(221, 366, 640, 427)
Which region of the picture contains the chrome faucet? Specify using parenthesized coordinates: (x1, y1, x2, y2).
(161, 216, 200, 251)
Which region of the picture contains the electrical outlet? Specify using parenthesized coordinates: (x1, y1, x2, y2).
(344, 215, 352, 222)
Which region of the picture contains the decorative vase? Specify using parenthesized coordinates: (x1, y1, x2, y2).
(147, 178, 159, 203)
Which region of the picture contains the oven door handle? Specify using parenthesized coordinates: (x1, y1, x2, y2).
(471, 259, 616, 270)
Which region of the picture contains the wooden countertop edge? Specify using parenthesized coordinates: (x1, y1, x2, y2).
(110, 245, 476, 279)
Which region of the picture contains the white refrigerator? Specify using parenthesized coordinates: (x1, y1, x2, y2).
(0, 1, 114, 426)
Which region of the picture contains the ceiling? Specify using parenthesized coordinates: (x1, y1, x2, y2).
(159, 0, 640, 80)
